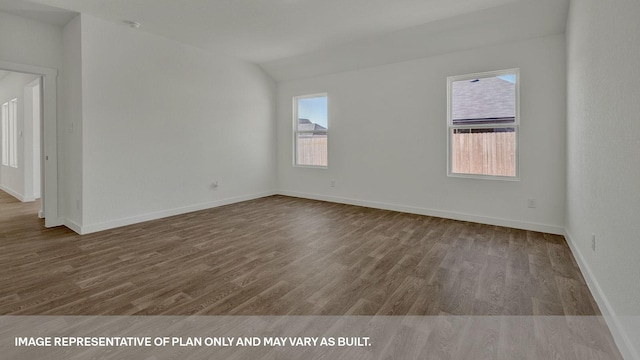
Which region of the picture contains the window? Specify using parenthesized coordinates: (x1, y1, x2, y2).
(9, 98, 18, 168)
(2, 99, 18, 168)
(294, 93, 328, 167)
(447, 69, 519, 179)
(1, 102, 8, 166)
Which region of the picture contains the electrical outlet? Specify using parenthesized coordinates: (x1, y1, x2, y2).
(527, 199, 537, 208)
(591, 234, 596, 252)
(330, 180, 336, 188)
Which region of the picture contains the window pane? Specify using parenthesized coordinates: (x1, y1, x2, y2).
(1, 103, 8, 166)
(451, 127, 516, 176)
(297, 96, 327, 130)
(9, 99, 18, 168)
(451, 74, 516, 125)
(296, 133, 327, 167)
(295, 94, 328, 167)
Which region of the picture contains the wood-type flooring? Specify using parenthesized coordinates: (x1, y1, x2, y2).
(0, 191, 600, 317)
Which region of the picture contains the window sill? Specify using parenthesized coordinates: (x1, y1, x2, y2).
(294, 164, 328, 169)
(448, 172, 520, 181)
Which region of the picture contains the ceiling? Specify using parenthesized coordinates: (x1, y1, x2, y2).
(19, 0, 525, 63)
(263, 0, 569, 80)
(1, 0, 568, 80)
(0, 0, 76, 26)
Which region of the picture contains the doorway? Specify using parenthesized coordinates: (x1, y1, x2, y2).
(0, 60, 60, 228)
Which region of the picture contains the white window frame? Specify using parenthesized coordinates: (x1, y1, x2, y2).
(293, 93, 328, 168)
(1, 102, 8, 166)
(9, 98, 18, 168)
(447, 68, 520, 180)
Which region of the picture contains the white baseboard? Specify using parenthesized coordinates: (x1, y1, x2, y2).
(63, 217, 82, 234)
(76, 190, 277, 235)
(0, 185, 25, 202)
(0, 185, 37, 202)
(66, 189, 563, 235)
(564, 230, 639, 360)
(277, 190, 565, 235)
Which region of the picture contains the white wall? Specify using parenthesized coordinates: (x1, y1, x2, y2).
(0, 72, 39, 200)
(0, 11, 63, 70)
(277, 34, 566, 234)
(566, 1, 640, 358)
(61, 14, 83, 228)
(76, 14, 276, 233)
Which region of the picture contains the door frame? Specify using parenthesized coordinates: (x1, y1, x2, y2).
(0, 60, 61, 227)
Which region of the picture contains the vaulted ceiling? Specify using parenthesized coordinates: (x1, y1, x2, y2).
(0, 70, 10, 82)
(1, 0, 569, 80)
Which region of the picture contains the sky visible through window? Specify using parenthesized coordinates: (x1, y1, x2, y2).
(497, 74, 516, 83)
(298, 96, 327, 128)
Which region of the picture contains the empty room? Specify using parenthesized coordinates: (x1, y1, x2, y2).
(0, 0, 638, 359)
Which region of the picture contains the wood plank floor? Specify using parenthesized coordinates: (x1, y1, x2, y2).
(0, 191, 600, 316)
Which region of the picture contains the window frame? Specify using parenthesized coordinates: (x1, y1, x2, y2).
(446, 68, 520, 181)
(293, 92, 328, 168)
(9, 98, 18, 168)
(1, 102, 8, 166)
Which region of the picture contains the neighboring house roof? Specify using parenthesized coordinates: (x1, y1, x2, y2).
(298, 118, 326, 131)
(452, 77, 515, 124)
